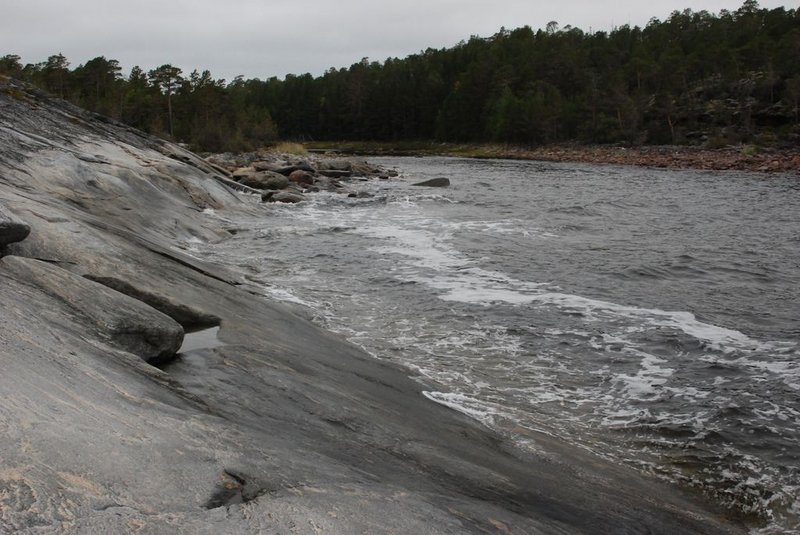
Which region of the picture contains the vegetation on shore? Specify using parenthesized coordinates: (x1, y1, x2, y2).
(1, 1, 798, 154)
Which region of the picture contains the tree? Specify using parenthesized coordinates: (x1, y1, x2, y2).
(0, 54, 23, 78)
(148, 64, 183, 138)
(43, 53, 70, 98)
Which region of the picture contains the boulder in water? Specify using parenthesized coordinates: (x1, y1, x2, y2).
(412, 177, 450, 188)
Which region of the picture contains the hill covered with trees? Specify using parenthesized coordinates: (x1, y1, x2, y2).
(2, 1, 798, 152)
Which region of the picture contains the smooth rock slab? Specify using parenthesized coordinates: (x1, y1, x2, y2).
(0, 204, 31, 246)
(0, 256, 184, 363)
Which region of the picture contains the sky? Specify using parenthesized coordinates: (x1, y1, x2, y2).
(1, 0, 795, 82)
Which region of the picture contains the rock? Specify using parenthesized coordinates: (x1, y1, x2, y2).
(232, 166, 256, 179)
(261, 191, 305, 203)
(0, 256, 184, 363)
(238, 171, 289, 190)
(412, 177, 450, 187)
(317, 159, 353, 172)
(350, 160, 382, 177)
(0, 204, 31, 247)
(319, 169, 353, 179)
(252, 160, 280, 172)
(288, 169, 315, 186)
(274, 162, 316, 176)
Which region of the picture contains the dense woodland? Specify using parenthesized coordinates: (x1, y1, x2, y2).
(2, 1, 798, 152)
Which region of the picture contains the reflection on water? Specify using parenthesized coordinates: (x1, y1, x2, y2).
(179, 326, 224, 353)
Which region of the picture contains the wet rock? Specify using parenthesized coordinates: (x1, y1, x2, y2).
(412, 177, 450, 188)
(319, 169, 353, 179)
(274, 162, 316, 176)
(239, 171, 289, 190)
(252, 160, 280, 172)
(317, 159, 353, 172)
(1, 256, 184, 363)
(0, 205, 31, 247)
(261, 191, 305, 204)
(288, 169, 315, 186)
(232, 166, 256, 180)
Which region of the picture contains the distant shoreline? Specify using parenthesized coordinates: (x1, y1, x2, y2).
(304, 141, 800, 174)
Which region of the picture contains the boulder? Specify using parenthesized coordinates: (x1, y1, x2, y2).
(0, 256, 184, 363)
(232, 166, 256, 179)
(317, 159, 353, 172)
(239, 171, 290, 190)
(412, 177, 450, 188)
(261, 191, 305, 204)
(350, 160, 383, 177)
(274, 162, 316, 176)
(0, 205, 31, 247)
(288, 170, 315, 186)
(252, 160, 281, 172)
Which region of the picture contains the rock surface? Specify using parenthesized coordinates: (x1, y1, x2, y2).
(1, 255, 185, 363)
(0, 203, 30, 246)
(0, 78, 746, 534)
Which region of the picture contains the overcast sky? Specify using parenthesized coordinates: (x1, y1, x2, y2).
(1, 0, 794, 81)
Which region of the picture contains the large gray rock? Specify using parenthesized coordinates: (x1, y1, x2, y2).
(0, 204, 30, 246)
(1, 256, 184, 363)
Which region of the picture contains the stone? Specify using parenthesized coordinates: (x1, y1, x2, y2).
(232, 166, 256, 179)
(319, 169, 353, 179)
(288, 169, 315, 185)
(261, 191, 305, 203)
(274, 162, 316, 176)
(252, 160, 280, 172)
(1, 256, 184, 363)
(238, 171, 289, 190)
(0, 204, 31, 247)
(317, 159, 353, 172)
(412, 177, 450, 187)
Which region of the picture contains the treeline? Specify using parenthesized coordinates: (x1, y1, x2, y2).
(2, 1, 798, 151)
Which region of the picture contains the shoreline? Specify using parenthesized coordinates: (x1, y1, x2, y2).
(0, 78, 751, 533)
(305, 141, 800, 174)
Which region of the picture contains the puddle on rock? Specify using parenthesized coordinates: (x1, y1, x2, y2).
(178, 326, 225, 353)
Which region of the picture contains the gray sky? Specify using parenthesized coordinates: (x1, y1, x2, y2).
(1, 0, 795, 81)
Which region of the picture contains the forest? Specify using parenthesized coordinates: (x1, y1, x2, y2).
(2, 1, 798, 153)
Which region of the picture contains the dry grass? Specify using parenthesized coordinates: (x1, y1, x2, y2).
(272, 142, 308, 155)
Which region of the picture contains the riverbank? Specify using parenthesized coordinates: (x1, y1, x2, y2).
(305, 141, 800, 174)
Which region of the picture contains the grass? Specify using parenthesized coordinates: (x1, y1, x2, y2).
(270, 142, 308, 155)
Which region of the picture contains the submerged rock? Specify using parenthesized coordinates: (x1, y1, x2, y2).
(412, 177, 450, 187)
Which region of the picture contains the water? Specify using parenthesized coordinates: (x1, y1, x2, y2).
(184, 157, 800, 533)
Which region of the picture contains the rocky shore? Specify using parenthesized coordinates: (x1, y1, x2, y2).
(0, 77, 748, 533)
(306, 141, 800, 174)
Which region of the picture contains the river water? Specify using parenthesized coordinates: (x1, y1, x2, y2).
(184, 157, 800, 533)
